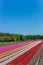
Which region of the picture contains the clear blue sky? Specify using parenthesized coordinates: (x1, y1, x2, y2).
(0, 0, 43, 35)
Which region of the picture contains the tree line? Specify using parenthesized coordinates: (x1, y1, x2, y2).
(0, 33, 43, 42)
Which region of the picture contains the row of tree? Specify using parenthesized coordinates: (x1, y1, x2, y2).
(0, 33, 43, 42)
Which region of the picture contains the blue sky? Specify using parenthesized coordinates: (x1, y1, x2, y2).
(0, 0, 43, 35)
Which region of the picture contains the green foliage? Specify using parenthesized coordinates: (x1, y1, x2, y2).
(0, 33, 43, 42)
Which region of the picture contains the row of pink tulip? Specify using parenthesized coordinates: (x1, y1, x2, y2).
(0, 41, 34, 54)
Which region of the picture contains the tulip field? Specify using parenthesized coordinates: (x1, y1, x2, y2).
(0, 40, 43, 65)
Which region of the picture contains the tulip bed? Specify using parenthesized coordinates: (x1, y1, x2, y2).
(7, 41, 43, 65)
(0, 41, 42, 65)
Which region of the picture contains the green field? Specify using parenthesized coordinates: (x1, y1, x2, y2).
(0, 42, 17, 46)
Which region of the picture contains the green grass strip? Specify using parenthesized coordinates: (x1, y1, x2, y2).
(34, 57, 40, 65)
